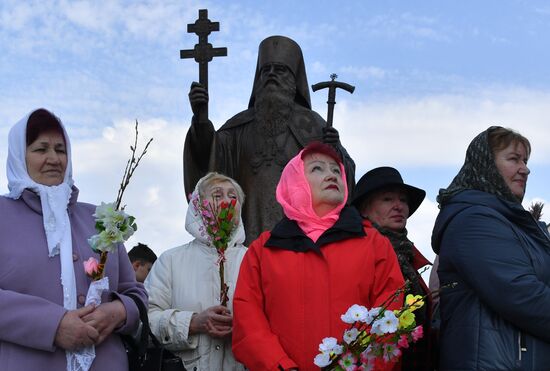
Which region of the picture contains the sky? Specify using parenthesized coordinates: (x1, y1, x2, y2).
(1, 0, 550, 267)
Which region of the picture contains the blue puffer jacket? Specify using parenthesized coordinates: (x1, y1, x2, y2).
(432, 190, 550, 371)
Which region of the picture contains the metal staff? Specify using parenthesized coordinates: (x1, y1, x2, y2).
(312, 73, 355, 127)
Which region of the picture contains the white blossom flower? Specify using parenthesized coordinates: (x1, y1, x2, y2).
(88, 203, 136, 253)
(341, 304, 369, 323)
(93, 202, 117, 219)
(313, 353, 332, 367)
(371, 310, 399, 335)
(343, 328, 360, 344)
(365, 307, 381, 324)
(88, 231, 118, 253)
(319, 337, 344, 355)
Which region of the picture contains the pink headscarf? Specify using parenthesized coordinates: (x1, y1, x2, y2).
(276, 145, 348, 242)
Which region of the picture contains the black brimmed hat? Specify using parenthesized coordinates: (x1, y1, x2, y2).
(351, 167, 426, 216)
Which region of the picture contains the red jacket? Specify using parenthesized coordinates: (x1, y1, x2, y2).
(232, 209, 405, 370)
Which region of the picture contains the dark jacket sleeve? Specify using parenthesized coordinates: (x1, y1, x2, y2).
(440, 206, 550, 341)
(183, 117, 216, 197)
(110, 243, 148, 335)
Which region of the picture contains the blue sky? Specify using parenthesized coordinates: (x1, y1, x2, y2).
(1, 0, 549, 261)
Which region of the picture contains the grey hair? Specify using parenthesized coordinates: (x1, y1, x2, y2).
(197, 172, 245, 205)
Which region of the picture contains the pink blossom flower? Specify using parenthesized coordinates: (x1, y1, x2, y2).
(382, 343, 401, 363)
(412, 325, 424, 341)
(338, 351, 358, 371)
(83, 257, 100, 276)
(357, 358, 375, 371)
(397, 334, 409, 348)
(360, 344, 379, 363)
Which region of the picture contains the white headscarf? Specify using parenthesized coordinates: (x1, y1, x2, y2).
(5, 108, 77, 311)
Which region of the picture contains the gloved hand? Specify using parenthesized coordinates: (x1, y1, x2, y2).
(188, 81, 209, 118)
(322, 126, 340, 147)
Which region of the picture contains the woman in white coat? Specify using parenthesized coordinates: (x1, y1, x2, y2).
(145, 172, 247, 371)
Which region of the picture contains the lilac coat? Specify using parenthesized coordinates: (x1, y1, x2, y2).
(0, 188, 147, 370)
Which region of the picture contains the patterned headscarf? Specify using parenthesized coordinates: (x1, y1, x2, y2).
(437, 126, 520, 206)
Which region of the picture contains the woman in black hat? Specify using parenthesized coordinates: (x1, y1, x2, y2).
(351, 166, 432, 371)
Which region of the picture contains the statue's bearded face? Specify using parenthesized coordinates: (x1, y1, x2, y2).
(258, 63, 296, 95)
(255, 64, 296, 134)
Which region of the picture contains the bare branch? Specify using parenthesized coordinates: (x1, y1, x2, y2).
(114, 120, 153, 210)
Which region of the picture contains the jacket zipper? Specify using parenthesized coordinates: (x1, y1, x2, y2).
(518, 331, 527, 361)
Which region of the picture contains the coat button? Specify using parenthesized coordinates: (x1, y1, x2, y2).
(215, 345, 221, 350)
(78, 295, 86, 305)
(72, 254, 78, 261)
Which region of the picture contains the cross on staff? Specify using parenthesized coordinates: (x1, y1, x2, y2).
(312, 73, 355, 127)
(180, 9, 227, 120)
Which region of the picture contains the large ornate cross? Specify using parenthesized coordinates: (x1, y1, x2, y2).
(180, 9, 227, 91)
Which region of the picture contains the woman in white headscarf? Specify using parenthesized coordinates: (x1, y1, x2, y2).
(0, 108, 146, 371)
(145, 172, 247, 371)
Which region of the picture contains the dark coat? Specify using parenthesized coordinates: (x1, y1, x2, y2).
(432, 189, 550, 370)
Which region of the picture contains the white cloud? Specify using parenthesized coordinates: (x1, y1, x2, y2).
(336, 88, 550, 167)
(407, 197, 439, 263)
(341, 65, 390, 80)
(0, 2, 34, 31)
(310, 61, 328, 75)
(0, 0, 206, 58)
(68, 118, 190, 256)
(535, 7, 550, 16)
(365, 12, 452, 43)
(61, 0, 119, 33)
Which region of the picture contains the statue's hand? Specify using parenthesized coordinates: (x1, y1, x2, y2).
(322, 126, 340, 147)
(188, 81, 209, 117)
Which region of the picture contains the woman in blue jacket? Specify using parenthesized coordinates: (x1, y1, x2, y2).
(432, 126, 550, 370)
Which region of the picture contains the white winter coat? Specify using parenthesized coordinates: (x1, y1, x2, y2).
(145, 187, 247, 371)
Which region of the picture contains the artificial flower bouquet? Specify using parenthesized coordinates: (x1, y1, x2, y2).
(82, 203, 138, 304)
(190, 193, 238, 306)
(314, 293, 425, 371)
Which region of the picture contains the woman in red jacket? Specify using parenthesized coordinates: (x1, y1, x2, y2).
(232, 142, 405, 371)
